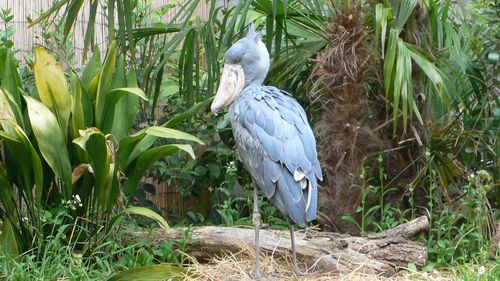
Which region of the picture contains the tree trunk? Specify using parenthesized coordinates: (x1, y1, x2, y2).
(131, 216, 429, 277)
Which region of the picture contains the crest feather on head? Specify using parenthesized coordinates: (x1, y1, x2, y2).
(246, 23, 262, 42)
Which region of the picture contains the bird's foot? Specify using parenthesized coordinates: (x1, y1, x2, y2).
(292, 265, 319, 277)
(251, 269, 262, 280)
(260, 223, 269, 229)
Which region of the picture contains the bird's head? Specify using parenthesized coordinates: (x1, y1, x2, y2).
(211, 24, 270, 115)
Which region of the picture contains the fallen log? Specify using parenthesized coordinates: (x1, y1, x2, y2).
(131, 216, 429, 277)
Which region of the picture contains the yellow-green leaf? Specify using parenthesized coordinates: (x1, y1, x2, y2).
(118, 206, 169, 229)
(0, 89, 23, 126)
(146, 126, 204, 145)
(25, 95, 72, 198)
(34, 47, 71, 137)
(82, 47, 101, 89)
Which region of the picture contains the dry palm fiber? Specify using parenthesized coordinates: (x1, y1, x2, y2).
(309, 4, 387, 233)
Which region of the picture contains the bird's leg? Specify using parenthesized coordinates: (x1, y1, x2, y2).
(289, 222, 317, 276)
(289, 222, 301, 276)
(253, 185, 261, 278)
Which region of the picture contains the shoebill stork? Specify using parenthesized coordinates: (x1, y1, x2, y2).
(211, 25, 322, 277)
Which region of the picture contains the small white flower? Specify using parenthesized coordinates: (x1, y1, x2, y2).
(74, 194, 81, 204)
(478, 266, 485, 276)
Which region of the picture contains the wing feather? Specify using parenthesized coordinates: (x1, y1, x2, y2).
(229, 86, 322, 225)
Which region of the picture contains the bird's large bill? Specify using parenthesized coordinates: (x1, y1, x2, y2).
(211, 63, 245, 115)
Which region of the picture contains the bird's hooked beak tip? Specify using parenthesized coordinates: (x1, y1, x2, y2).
(210, 102, 222, 116)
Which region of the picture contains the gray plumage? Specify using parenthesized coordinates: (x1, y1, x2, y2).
(230, 86, 322, 226)
(211, 24, 322, 276)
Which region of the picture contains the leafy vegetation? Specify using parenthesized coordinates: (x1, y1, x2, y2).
(0, 4, 203, 278)
(0, 0, 498, 279)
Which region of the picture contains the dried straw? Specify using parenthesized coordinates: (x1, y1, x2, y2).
(183, 244, 452, 281)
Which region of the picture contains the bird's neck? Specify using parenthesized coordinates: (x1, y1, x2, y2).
(246, 78, 265, 88)
(243, 41, 269, 88)
(244, 61, 268, 87)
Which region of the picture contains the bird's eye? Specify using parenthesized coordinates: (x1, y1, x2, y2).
(233, 58, 240, 64)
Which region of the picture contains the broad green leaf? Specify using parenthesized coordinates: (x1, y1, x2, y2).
(70, 72, 85, 137)
(96, 41, 117, 128)
(124, 70, 141, 132)
(107, 264, 189, 281)
(145, 126, 204, 145)
(110, 206, 169, 231)
(87, 75, 100, 101)
(0, 118, 44, 200)
(0, 89, 23, 127)
(117, 131, 149, 169)
(25, 95, 71, 198)
(81, 47, 102, 91)
(0, 52, 22, 111)
(73, 128, 116, 211)
(107, 56, 130, 141)
(117, 127, 193, 169)
(0, 218, 20, 256)
(0, 130, 19, 143)
(111, 55, 128, 90)
(123, 144, 194, 194)
(100, 87, 148, 134)
(34, 47, 71, 137)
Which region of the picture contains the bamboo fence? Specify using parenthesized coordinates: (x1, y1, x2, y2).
(1, 0, 210, 65)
